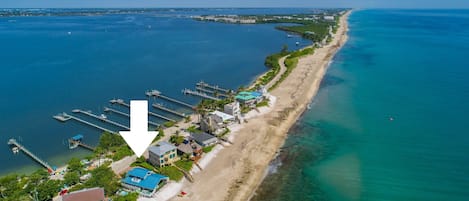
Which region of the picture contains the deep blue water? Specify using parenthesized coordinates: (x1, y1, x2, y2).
(0, 9, 312, 175)
(253, 10, 469, 201)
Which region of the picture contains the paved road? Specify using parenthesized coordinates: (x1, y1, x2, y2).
(265, 55, 288, 90)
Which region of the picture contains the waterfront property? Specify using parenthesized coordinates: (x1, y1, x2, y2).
(68, 134, 95, 151)
(235, 91, 264, 107)
(177, 140, 203, 159)
(191, 132, 218, 147)
(8, 138, 56, 173)
(121, 167, 169, 197)
(211, 111, 235, 123)
(200, 114, 219, 134)
(148, 142, 179, 167)
(201, 111, 235, 135)
(224, 101, 241, 117)
(60, 187, 105, 201)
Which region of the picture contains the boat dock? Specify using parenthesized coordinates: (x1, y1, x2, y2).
(182, 88, 220, 101)
(152, 103, 186, 118)
(146, 90, 194, 109)
(104, 107, 161, 127)
(196, 81, 231, 94)
(68, 135, 95, 151)
(149, 111, 176, 122)
(72, 109, 130, 131)
(8, 139, 55, 172)
(109, 99, 176, 122)
(54, 113, 116, 134)
(196, 86, 229, 98)
(110, 99, 129, 107)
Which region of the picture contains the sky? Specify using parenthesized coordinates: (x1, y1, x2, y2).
(0, 0, 468, 8)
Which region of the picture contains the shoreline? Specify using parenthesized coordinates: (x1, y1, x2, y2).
(169, 11, 351, 201)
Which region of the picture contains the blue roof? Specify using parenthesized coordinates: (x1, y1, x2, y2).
(122, 167, 168, 191)
(251, 91, 262, 97)
(127, 167, 149, 179)
(235, 91, 262, 101)
(72, 134, 84, 141)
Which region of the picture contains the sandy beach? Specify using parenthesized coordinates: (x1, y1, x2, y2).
(164, 11, 351, 201)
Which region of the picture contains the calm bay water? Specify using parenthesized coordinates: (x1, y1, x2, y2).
(253, 10, 469, 201)
(0, 9, 311, 175)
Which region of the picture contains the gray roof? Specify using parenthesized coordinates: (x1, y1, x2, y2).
(191, 132, 217, 143)
(149, 141, 177, 156)
(177, 142, 202, 154)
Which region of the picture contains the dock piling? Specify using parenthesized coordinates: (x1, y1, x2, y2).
(182, 88, 220, 101)
(109, 99, 177, 122)
(146, 90, 195, 109)
(8, 139, 55, 172)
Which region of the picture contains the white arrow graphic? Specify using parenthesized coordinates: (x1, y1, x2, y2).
(119, 100, 158, 157)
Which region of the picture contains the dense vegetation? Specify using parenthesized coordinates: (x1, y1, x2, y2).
(270, 47, 315, 90)
(0, 160, 124, 201)
(72, 165, 120, 196)
(0, 170, 60, 201)
(94, 132, 133, 161)
(195, 97, 235, 115)
(276, 21, 332, 42)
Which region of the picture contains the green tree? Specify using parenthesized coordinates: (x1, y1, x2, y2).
(169, 135, 184, 145)
(97, 132, 125, 151)
(36, 180, 62, 201)
(64, 171, 80, 186)
(113, 192, 139, 201)
(67, 157, 83, 173)
(83, 166, 119, 195)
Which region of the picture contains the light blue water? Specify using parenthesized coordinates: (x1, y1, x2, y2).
(0, 9, 311, 175)
(253, 10, 469, 201)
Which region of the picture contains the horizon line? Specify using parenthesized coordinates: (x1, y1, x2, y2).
(1, 7, 468, 10)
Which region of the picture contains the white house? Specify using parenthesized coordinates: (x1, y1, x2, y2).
(224, 101, 241, 117)
(324, 16, 335, 21)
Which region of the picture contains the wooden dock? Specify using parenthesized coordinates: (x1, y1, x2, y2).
(68, 135, 96, 151)
(104, 107, 161, 127)
(54, 113, 116, 134)
(152, 103, 186, 118)
(146, 90, 194, 109)
(196, 81, 231, 94)
(196, 86, 229, 98)
(182, 88, 220, 101)
(8, 139, 55, 172)
(69, 140, 96, 151)
(72, 109, 130, 131)
(110, 99, 176, 122)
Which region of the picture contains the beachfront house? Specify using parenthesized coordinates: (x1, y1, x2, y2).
(177, 139, 203, 159)
(148, 141, 178, 167)
(235, 91, 263, 107)
(224, 101, 241, 117)
(60, 187, 105, 201)
(324, 15, 335, 21)
(191, 132, 219, 147)
(121, 167, 169, 197)
(200, 111, 234, 135)
(200, 115, 217, 134)
(211, 111, 235, 124)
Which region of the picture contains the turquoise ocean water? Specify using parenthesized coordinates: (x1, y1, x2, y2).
(252, 10, 469, 201)
(0, 9, 311, 175)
